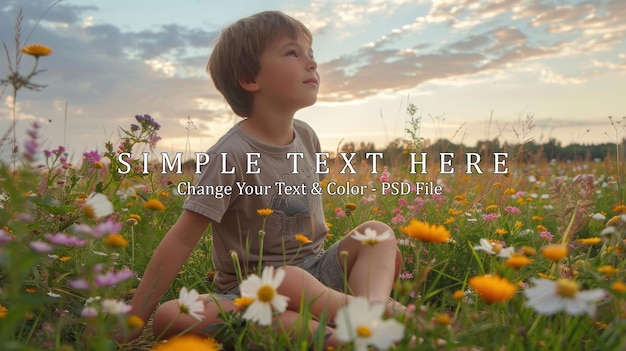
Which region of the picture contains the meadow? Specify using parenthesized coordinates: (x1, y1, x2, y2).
(2, 16, 626, 351)
(1, 108, 626, 351)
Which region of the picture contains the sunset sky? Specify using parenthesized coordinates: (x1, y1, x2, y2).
(1, 0, 625, 159)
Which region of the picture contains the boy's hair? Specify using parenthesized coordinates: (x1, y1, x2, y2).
(207, 11, 312, 117)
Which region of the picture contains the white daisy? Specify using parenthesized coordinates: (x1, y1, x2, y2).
(101, 298, 132, 315)
(351, 227, 393, 245)
(473, 238, 515, 258)
(335, 297, 404, 351)
(524, 278, 606, 316)
(178, 287, 205, 321)
(239, 265, 289, 326)
(83, 192, 113, 220)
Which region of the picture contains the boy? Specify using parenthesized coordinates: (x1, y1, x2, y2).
(122, 10, 408, 348)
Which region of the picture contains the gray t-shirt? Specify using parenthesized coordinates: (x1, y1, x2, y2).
(183, 119, 328, 293)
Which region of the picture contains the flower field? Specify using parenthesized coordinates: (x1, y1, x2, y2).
(1, 113, 626, 351)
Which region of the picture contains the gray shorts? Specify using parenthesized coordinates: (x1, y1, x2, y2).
(210, 240, 345, 300)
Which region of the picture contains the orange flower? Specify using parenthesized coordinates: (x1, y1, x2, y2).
(151, 334, 221, 350)
(613, 204, 626, 214)
(104, 233, 128, 248)
(256, 208, 273, 217)
(506, 254, 533, 269)
(401, 219, 451, 243)
(295, 234, 312, 244)
(541, 244, 568, 262)
(144, 199, 166, 211)
(598, 265, 619, 276)
(469, 275, 517, 303)
(452, 290, 465, 300)
(21, 44, 52, 57)
(611, 281, 626, 294)
(576, 237, 602, 245)
(126, 315, 145, 329)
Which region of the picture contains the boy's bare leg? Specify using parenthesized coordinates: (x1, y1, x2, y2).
(151, 284, 339, 348)
(338, 220, 402, 303)
(152, 297, 238, 339)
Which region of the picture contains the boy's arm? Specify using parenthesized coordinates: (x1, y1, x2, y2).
(120, 209, 211, 342)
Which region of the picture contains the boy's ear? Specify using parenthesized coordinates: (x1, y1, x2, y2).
(239, 78, 260, 92)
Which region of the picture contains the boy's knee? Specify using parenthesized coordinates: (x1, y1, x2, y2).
(355, 220, 397, 238)
(152, 300, 180, 339)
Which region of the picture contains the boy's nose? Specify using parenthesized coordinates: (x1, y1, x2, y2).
(307, 58, 317, 71)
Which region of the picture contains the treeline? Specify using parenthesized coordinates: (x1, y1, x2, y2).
(336, 137, 626, 163)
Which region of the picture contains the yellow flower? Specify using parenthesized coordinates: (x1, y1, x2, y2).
(94, 161, 104, 169)
(143, 199, 166, 211)
(24, 288, 37, 294)
(434, 313, 451, 325)
(506, 254, 533, 269)
(453, 195, 465, 202)
(504, 188, 516, 196)
(541, 244, 568, 262)
(401, 219, 451, 243)
(256, 208, 273, 217)
(58, 256, 72, 262)
(21, 44, 53, 57)
(536, 224, 547, 232)
(537, 272, 556, 280)
(126, 315, 145, 330)
(448, 208, 463, 216)
(129, 214, 142, 222)
(152, 334, 221, 351)
(521, 246, 536, 256)
(607, 215, 622, 227)
(532, 216, 544, 222)
(598, 265, 619, 276)
(612, 281, 626, 294)
(295, 234, 312, 244)
(468, 275, 517, 303)
(576, 237, 602, 245)
(0, 305, 7, 318)
(104, 233, 128, 248)
(485, 205, 498, 213)
(495, 228, 508, 235)
(345, 202, 357, 210)
(514, 221, 524, 229)
(443, 216, 455, 225)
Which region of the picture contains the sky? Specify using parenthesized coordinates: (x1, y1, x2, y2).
(1, 0, 625, 160)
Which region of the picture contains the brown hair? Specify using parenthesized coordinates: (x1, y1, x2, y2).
(207, 11, 312, 117)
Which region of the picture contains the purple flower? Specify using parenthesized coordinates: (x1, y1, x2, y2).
(30, 241, 53, 253)
(82, 150, 101, 163)
(95, 269, 134, 287)
(72, 220, 122, 238)
(68, 279, 91, 291)
(540, 231, 554, 242)
(483, 213, 500, 221)
(45, 232, 88, 247)
(0, 229, 12, 244)
(504, 206, 522, 214)
(391, 214, 406, 224)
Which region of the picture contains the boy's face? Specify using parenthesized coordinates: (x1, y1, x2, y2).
(252, 34, 319, 112)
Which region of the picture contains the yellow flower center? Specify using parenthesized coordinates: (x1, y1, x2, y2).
(257, 285, 275, 302)
(83, 204, 95, 220)
(356, 325, 372, 338)
(492, 243, 502, 254)
(556, 279, 579, 298)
